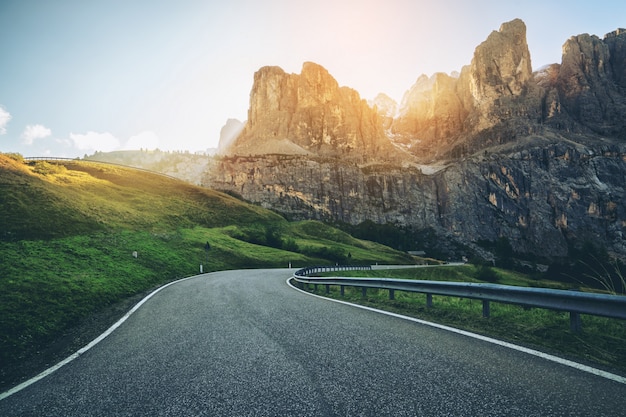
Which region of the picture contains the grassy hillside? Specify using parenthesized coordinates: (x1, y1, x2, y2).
(0, 154, 413, 387)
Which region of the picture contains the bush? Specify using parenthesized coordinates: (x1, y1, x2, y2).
(3, 153, 24, 163)
(31, 161, 66, 175)
(301, 245, 347, 263)
(475, 265, 499, 282)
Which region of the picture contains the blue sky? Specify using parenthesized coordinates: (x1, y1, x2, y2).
(0, 0, 624, 157)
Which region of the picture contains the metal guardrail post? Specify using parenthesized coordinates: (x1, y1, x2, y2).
(482, 300, 490, 318)
(570, 312, 582, 332)
(426, 293, 433, 308)
(389, 289, 395, 300)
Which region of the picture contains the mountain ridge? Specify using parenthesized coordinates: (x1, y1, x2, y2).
(209, 18, 626, 263)
(91, 19, 626, 264)
(220, 19, 626, 162)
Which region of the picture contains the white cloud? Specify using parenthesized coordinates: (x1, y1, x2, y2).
(123, 131, 160, 150)
(70, 131, 120, 153)
(21, 124, 52, 145)
(0, 107, 11, 135)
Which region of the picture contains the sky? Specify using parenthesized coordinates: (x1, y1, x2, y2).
(1, 0, 624, 157)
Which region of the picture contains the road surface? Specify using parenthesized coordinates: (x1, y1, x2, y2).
(1, 269, 624, 416)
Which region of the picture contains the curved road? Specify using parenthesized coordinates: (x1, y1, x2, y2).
(1, 269, 625, 416)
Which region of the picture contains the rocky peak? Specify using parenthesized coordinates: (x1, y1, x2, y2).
(390, 19, 535, 159)
(227, 62, 402, 161)
(557, 30, 626, 138)
(297, 61, 339, 105)
(468, 18, 532, 104)
(604, 28, 626, 88)
(369, 93, 398, 130)
(397, 74, 436, 117)
(217, 118, 244, 154)
(391, 72, 466, 157)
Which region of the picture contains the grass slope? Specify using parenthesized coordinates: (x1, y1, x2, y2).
(0, 155, 412, 388)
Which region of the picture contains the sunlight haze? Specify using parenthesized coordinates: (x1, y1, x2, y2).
(1, 0, 624, 157)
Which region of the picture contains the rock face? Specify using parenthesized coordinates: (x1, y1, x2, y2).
(226, 62, 402, 162)
(469, 19, 533, 103)
(217, 119, 244, 154)
(368, 93, 397, 130)
(605, 28, 626, 88)
(206, 138, 626, 260)
(555, 30, 626, 138)
(390, 19, 546, 160)
(392, 72, 468, 158)
(201, 20, 626, 261)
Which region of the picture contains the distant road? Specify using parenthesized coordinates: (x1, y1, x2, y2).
(1, 269, 624, 416)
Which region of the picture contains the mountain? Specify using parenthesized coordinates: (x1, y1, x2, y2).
(88, 20, 626, 265)
(223, 62, 406, 162)
(207, 19, 626, 264)
(381, 20, 626, 161)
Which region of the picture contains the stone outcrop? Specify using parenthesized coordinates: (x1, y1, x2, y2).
(217, 119, 244, 154)
(226, 62, 403, 162)
(368, 93, 397, 130)
(554, 30, 626, 138)
(469, 19, 533, 104)
(390, 21, 626, 161)
(391, 18, 543, 160)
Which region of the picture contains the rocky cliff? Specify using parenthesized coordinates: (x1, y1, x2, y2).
(556, 29, 626, 138)
(224, 62, 405, 162)
(206, 136, 626, 261)
(217, 118, 244, 154)
(388, 20, 626, 162)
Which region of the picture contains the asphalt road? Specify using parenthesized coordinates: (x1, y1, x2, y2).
(1, 269, 625, 416)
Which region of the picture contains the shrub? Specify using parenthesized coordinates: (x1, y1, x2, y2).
(475, 265, 499, 282)
(31, 161, 66, 175)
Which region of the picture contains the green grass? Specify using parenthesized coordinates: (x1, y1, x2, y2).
(0, 154, 412, 380)
(308, 266, 626, 373)
(319, 265, 575, 289)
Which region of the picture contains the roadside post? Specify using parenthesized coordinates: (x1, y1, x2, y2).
(204, 241, 211, 272)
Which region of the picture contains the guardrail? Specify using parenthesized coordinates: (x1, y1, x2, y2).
(292, 265, 626, 332)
